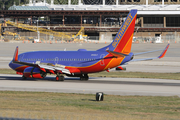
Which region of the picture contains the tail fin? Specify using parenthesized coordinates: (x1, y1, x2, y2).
(97, 9, 137, 54)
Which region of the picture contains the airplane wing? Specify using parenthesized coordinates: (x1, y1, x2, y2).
(13, 60, 72, 74)
(131, 44, 169, 62)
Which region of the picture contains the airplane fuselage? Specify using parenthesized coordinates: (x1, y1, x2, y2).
(9, 50, 134, 74)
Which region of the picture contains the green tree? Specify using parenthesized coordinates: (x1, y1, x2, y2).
(0, 0, 26, 10)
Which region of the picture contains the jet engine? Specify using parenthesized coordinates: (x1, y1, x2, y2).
(23, 67, 47, 79)
(116, 66, 126, 71)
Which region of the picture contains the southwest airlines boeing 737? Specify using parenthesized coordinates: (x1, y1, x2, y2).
(9, 9, 169, 81)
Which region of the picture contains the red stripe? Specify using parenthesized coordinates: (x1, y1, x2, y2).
(114, 15, 136, 53)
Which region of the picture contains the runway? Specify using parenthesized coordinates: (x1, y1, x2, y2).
(0, 43, 179, 96)
(0, 43, 180, 73)
(0, 74, 180, 97)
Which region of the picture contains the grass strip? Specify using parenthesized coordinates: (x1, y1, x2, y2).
(0, 91, 180, 120)
(90, 71, 180, 80)
(0, 68, 16, 74)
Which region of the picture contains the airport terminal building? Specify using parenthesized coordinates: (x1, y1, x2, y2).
(1, 0, 180, 43)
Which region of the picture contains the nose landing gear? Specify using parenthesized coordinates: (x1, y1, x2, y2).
(80, 74, 89, 81)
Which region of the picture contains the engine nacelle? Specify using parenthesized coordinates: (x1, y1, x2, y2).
(116, 66, 126, 71)
(23, 67, 46, 79)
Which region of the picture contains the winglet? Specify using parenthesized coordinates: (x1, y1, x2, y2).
(13, 46, 18, 61)
(158, 44, 170, 59)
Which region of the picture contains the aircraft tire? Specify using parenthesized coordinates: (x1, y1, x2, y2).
(22, 75, 27, 80)
(60, 76, 64, 81)
(80, 77, 84, 81)
(56, 76, 64, 81)
(56, 76, 59, 81)
(80, 74, 89, 81)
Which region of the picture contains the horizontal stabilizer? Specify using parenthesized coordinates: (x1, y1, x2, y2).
(106, 50, 129, 58)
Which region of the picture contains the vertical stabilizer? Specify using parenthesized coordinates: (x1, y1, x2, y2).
(97, 9, 137, 54)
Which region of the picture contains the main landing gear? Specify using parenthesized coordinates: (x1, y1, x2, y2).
(22, 75, 27, 80)
(56, 74, 64, 81)
(80, 74, 89, 81)
(55, 74, 89, 81)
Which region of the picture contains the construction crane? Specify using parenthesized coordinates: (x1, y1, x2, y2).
(72, 27, 87, 42)
(0, 24, 4, 40)
(2, 31, 25, 40)
(3, 31, 17, 36)
(6, 20, 72, 41)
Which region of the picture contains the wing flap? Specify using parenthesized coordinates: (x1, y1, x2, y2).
(37, 63, 71, 74)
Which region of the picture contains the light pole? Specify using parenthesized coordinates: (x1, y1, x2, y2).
(37, 20, 40, 42)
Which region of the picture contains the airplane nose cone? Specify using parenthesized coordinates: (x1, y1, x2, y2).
(9, 61, 14, 70)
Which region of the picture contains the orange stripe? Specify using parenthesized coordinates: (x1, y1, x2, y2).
(103, 57, 124, 70)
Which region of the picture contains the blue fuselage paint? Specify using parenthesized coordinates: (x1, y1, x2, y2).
(9, 50, 134, 72)
(13, 51, 107, 66)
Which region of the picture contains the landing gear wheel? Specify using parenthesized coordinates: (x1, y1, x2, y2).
(56, 75, 64, 81)
(22, 75, 27, 80)
(80, 74, 89, 81)
(56, 76, 59, 81)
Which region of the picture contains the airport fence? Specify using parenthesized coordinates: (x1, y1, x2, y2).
(0, 35, 179, 44)
(133, 35, 179, 43)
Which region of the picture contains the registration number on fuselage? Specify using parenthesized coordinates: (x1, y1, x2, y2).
(91, 54, 98, 56)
